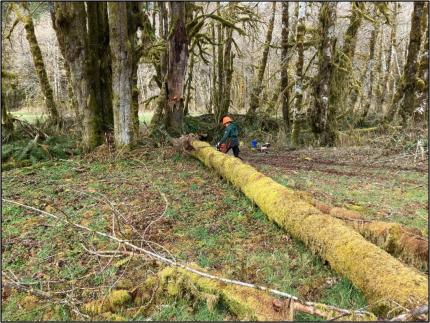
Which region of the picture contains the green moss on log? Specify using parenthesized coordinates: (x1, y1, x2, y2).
(189, 140, 428, 316)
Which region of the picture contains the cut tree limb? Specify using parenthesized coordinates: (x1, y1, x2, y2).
(188, 139, 428, 317)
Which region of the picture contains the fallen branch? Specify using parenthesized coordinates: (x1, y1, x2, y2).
(390, 305, 429, 321)
(2, 198, 375, 320)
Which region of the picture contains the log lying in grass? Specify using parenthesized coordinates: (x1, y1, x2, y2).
(308, 199, 429, 272)
(132, 266, 376, 321)
(188, 139, 428, 316)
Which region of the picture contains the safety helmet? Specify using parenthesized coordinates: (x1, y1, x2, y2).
(222, 116, 233, 125)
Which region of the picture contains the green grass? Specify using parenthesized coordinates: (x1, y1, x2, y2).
(6, 143, 426, 320)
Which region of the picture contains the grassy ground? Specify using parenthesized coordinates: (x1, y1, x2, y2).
(1, 143, 427, 320)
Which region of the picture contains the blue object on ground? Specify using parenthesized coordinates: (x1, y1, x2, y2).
(251, 139, 257, 148)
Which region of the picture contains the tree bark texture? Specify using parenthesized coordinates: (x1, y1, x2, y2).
(311, 2, 337, 146)
(281, 2, 290, 131)
(247, 2, 276, 117)
(108, 2, 135, 148)
(398, 1, 425, 126)
(189, 139, 428, 317)
(21, 2, 59, 123)
(87, 2, 113, 131)
(51, 3, 100, 150)
(165, 1, 189, 136)
(291, 2, 306, 146)
(361, 16, 380, 122)
(219, 27, 234, 120)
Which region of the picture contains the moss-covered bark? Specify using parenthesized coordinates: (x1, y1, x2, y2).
(281, 2, 290, 131)
(164, 2, 189, 136)
(291, 2, 306, 146)
(311, 2, 337, 146)
(247, 2, 276, 118)
(20, 2, 59, 124)
(87, 2, 113, 132)
(219, 27, 234, 120)
(51, 3, 100, 151)
(108, 2, 135, 148)
(360, 17, 380, 122)
(189, 139, 428, 316)
(398, 2, 425, 127)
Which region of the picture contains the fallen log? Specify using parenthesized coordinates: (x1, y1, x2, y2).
(131, 266, 376, 321)
(188, 139, 428, 316)
(295, 194, 429, 272)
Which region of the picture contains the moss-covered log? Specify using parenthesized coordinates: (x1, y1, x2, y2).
(133, 266, 375, 321)
(188, 139, 428, 316)
(307, 199, 429, 272)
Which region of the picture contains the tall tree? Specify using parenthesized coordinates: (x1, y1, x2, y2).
(108, 2, 136, 148)
(19, 2, 59, 124)
(360, 13, 381, 123)
(280, 2, 290, 131)
(87, 2, 113, 131)
(51, 3, 100, 150)
(247, 2, 276, 118)
(394, 1, 425, 126)
(378, 2, 397, 110)
(291, 2, 306, 146)
(311, 2, 337, 145)
(165, 2, 189, 136)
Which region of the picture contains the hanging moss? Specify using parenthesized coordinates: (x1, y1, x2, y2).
(189, 140, 428, 317)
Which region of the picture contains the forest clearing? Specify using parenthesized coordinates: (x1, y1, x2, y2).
(1, 1, 429, 322)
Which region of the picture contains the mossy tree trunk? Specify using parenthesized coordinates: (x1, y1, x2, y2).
(51, 3, 100, 151)
(360, 16, 380, 123)
(281, 2, 290, 132)
(378, 2, 397, 111)
(311, 2, 337, 146)
(108, 2, 136, 148)
(87, 2, 113, 132)
(219, 27, 234, 121)
(184, 52, 195, 116)
(416, 3, 428, 122)
(214, 2, 224, 122)
(20, 2, 59, 124)
(210, 21, 217, 115)
(247, 2, 276, 119)
(397, 2, 425, 127)
(150, 2, 169, 131)
(164, 2, 189, 137)
(291, 2, 307, 147)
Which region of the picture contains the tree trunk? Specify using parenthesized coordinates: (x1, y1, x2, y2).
(247, 2, 276, 118)
(360, 16, 380, 123)
(149, 2, 169, 131)
(281, 2, 290, 132)
(87, 2, 113, 132)
(108, 2, 135, 148)
(164, 2, 188, 137)
(416, 3, 428, 122)
(210, 21, 217, 115)
(51, 3, 100, 151)
(291, 2, 306, 146)
(21, 2, 59, 124)
(63, 60, 79, 118)
(379, 2, 397, 111)
(219, 27, 234, 121)
(188, 139, 428, 317)
(397, 2, 425, 127)
(184, 52, 195, 116)
(214, 2, 224, 122)
(311, 2, 337, 146)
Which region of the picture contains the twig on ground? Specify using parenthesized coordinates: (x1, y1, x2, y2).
(2, 198, 376, 320)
